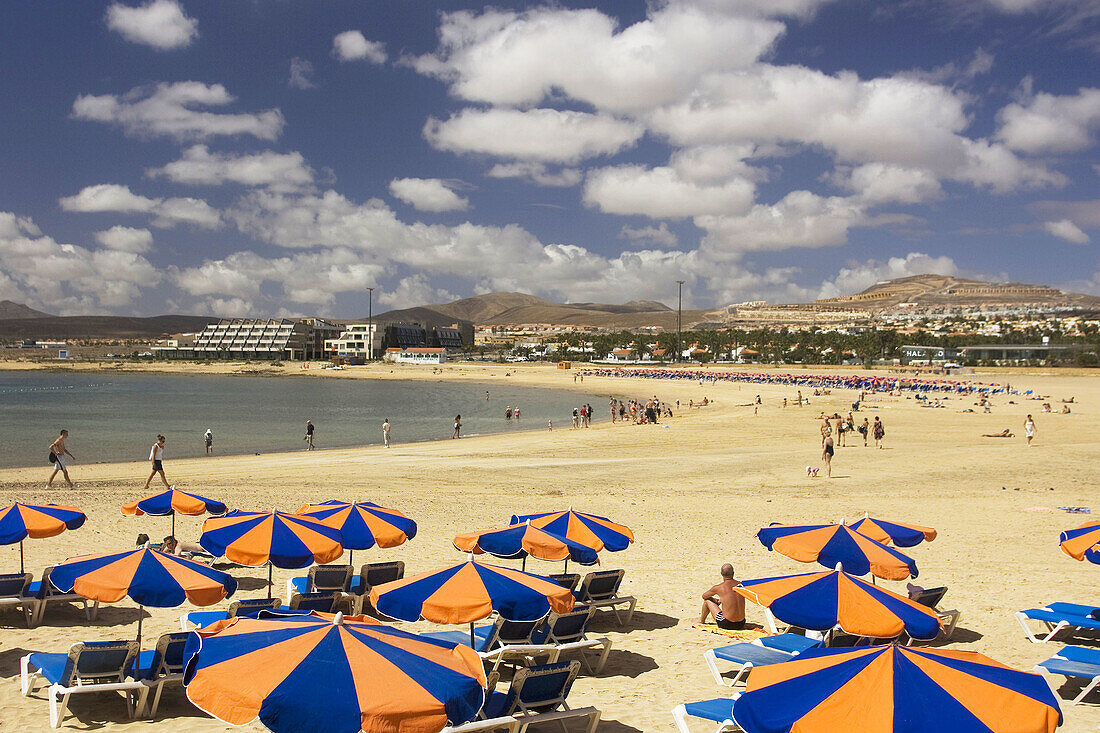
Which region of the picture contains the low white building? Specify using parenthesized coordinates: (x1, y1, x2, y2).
(383, 347, 447, 365)
(325, 324, 378, 361)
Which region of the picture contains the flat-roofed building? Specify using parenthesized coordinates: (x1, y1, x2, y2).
(383, 347, 447, 364)
(185, 318, 341, 360)
(324, 324, 378, 361)
(958, 343, 1091, 363)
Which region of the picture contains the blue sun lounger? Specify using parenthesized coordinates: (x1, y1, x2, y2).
(481, 661, 600, 733)
(672, 695, 742, 733)
(131, 632, 190, 718)
(703, 643, 794, 687)
(1015, 602, 1100, 643)
(1034, 645, 1100, 705)
(181, 596, 282, 630)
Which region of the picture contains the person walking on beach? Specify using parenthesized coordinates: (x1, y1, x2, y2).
(382, 419, 391, 448)
(1024, 414, 1036, 446)
(820, 417, 832, 447)
(698, 563, 746, 630)
(822, 435, 835, 478)
(304, 420, 315, 450)
(797, 390, 803, 407)
(452, 415, 462, 439)
(859, 417, 869, 446)
(143, 435, 170, 490)
(204, 428, 213, 455)
(572, 407, 580, 429)
(47, 429, 76, 489)
(872, 416, 885, 449)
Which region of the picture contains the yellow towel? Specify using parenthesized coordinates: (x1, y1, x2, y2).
(692, 623, 770, 641)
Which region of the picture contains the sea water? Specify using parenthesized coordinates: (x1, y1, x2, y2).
(0, 371, 604, 468)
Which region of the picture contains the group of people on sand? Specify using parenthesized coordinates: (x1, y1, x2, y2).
(608, 396, 674, 425)
(813, 413, 885, 478)
(47, 430, 176, 491)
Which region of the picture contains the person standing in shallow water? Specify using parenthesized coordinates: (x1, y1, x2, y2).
(452, 415, 461, 439)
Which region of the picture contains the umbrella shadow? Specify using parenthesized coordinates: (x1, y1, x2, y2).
(924, 626, 983, 647)
(589, 610, 678, 632)
(0, 647, 34, 678)
(594, 720, 644, 732)
(87, 604, 147, 629)
(598, 649, 659, 679)
(233, 576, 274, 593)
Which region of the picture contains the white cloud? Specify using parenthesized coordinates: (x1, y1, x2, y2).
(388, 178, 470, 212)
(817, 252, 959, 299)
(332, 30, 387, 63)
(996, 87, 1100, 154)
(583, 164, 755, 218)
(1043, 219, 1091, 244)
(289, 58, 316, 90)
(619, 222, 679, 248)
(486, 162, 582, 187)
(94, 226, 153, 253)
(146, 145, 315, 192)
(60, 184, 220, 229)
(411, 5, 783, 112)
(376, 274, 459, 309)
(106, 0, 197, 50)
(836, 164, 944, 205)
(425, 108, 643, 164)
(72, 82, 284, 141)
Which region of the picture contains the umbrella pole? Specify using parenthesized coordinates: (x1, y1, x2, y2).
(349, 549, 353, 566)
(521, 556, 526, 572)
(268, 564, 273, 592)
(171, 512, 175, 536)
(20, 540, 24, 574)
(564, 557, 569, 574)
(136, 605, 144, 646)
(470, 622, 475, 648)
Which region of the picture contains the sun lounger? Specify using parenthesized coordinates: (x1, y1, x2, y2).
(704, 643, 796, 687)
(289, 591, 342, 613)
(442, 717, 520, 733)
(20, 640, 147, 728)
(908, 586, 961, 639)
(574, 569, 636, 625)
(753, 633, 822, 654)
(0, 572, 40, 627)
(181, 596, 281, 631)
(549, 573, 581, 592)
(348, 560, 405, 614)
(481, 661, 600, 733)
(1034, 646, 1100, 705)
(672, 695, 742, 733)
(285, 564, 353, 598)
(131, 631, 190, 717)
(422, 617, 554, 672)
(528, 605, 612, 674)
(30, 567, 97, 626)
(1015, 603, 1100, 643)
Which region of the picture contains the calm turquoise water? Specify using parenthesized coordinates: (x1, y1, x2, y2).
(0, 372, 603, 468)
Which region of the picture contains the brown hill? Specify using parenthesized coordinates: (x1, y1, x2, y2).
(0, 301, 53, 319)
(0, 315, 216, 340)
(815, 274, 1100, 311)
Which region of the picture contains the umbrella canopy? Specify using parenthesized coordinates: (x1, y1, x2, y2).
(296, 500, 416, 550)
(509, 508, 634, 552)
(370, 559, 575, 624)
(848, 517, 937, 548)
(51, 547, 237, 643)
(199, 510, 342, 568)
(757, 523, 919, 580)
(731, 645, 1062, 733)
(0, 503, 86, 572)
(122, 488, 227, 518)
(1059, 521, 1100, 564)
(183, 611, 486, 733)
(453, 522, 600, 567)
(736, 569, 942, 640)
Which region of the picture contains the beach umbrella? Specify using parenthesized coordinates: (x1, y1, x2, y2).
(736, 569, 942, 641)
(510, 508, 634, 552)
(453, 521, 600, 571)
(1059, 521, 1100, 564)
(50, 547, 236, 644)
(731, 645, 1062, 733)
(199, 510, 342, 588)
(296, 500, 416, 564)
(848, 516, 937, 548)
(757, 523, 919, 580)
(182, 611, 486, 733)
(121, 488, 227, 535)
(0, 502, 86, 573)
(370, 557, 575, 644)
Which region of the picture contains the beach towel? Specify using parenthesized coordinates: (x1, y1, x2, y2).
(692, 623, 770, 642)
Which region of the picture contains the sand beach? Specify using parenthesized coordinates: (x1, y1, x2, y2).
(0, 362, 1097, 731)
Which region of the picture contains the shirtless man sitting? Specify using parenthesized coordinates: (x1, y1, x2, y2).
(699, 563, 747, 630)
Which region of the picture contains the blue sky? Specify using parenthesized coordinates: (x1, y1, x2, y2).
(0, 0, 1098, 316)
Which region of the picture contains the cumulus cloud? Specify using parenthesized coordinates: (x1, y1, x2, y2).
(486, 163, 582, 187)
(332, 30, 387, 63)
(106, 0, 197, 50)
(376, 274, 459, 309)
(388, 178, 470, 212)
(425, 108, 643, 164)
(817, 252, 959, 299)
(583, 164, 755, 218)
(60, 184, 220, 229)
(1044, 219, 1091, 244)
(834, 164, 945, 205)
(94, 225, 153, 253)
(72, 82, 284, 141)
(146, 145, 315, 192)
(619, 222, 679, 248)
(996, 87, 1100, 154)
(288, 58, 316, 90)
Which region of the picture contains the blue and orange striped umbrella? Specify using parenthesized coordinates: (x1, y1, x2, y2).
(1060, 521, 1100, 565)
(736, 569, 942, 640)
(0, 503, 86, 572)
(296, 500, 416, 563)
(453, 522, 600, 569)
(370, 558, 575, 625)
(758, 523, 919, 580)
(848, 516, 937, 548)
(182, 611, 486, 733)
(509, 508, 634, 552)
(122, 488, 227, 534)
(731, 645, 1062, 733)
(51, 547, 236, 643)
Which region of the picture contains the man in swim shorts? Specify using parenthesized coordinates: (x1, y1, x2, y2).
(47, 429, 76, 489)
(699, 563, 747, 630)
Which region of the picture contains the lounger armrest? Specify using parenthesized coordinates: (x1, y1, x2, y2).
(443, 715, 519, 733)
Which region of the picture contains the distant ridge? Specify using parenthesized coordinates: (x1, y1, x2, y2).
(813, 273, 1100, 311)
(0, 315, 216, 340)
(0, 301, 54, 319)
